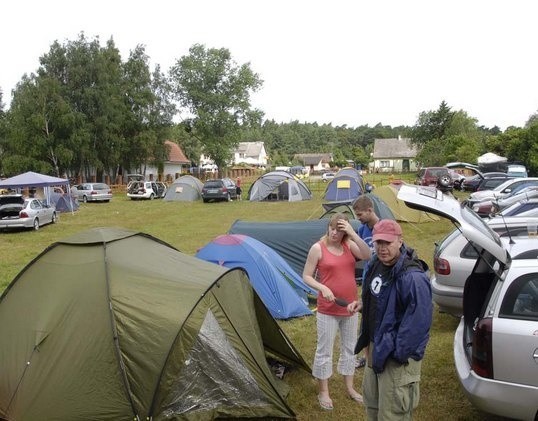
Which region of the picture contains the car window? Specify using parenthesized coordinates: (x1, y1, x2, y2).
(204, 181, 222, 188)
(499, 275, 538, 320)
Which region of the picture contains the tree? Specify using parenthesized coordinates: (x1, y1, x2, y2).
(169, 44, 263, 170)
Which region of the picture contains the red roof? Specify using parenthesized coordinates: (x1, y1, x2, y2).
(165, 140, 190, 164)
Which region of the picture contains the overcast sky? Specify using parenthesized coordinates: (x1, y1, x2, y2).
(2, 0, 537, 130)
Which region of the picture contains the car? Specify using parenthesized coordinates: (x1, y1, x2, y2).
(468, 185, 538, 217)
(466, 177, 538, 206)
(431, 216, 538, 317)
(414, 167, 453, 189)
(127, 181, 166, 200)
(496, 198, 538, 218)
(321, 172, 335, 182)
(73, 183, 113, 203)
(460, 172, 508, 192)
(475, 175, 514, 192)
(490, 185, 538, 214)
(448, 169, 466, 190)
(201, 178, 237, 202)
(397, 184, 538, 421)
(506, 164, 528, 178)
(0, 195, 57, 231)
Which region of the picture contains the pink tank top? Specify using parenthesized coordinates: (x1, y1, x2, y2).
(316, 240, 358, 316)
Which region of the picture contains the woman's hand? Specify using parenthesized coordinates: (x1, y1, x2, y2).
(347, 300, 362, 314)
(320, 285, 335, 302)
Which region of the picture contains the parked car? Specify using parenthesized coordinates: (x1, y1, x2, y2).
(496, 198, 538, 218)
(448, 169, 466, 190)
(201, 178, 237, 202)
(73, 183, 113, 203)
(475, 175, 514, 192)
(460, 172, 507, 192)
(490, 186, 538, 214)
(127, 181, 166, 200)
(466, 177, 538, 206)
(321, 172, 335, 182)
(0, 195, 57, 231)
(506, 164, 528, 178)
(397, 184, 538, 421)
(415, 167, 453, 190)
(431, 216, 538, 316)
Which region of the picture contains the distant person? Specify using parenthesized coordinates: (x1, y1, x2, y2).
(236, 177, 242, 200)
(352, 195, 380, 369)
(348, 219, 432, 420)
(303, 213, 371, 410)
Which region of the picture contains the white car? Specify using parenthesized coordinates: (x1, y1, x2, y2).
(398, 184, 538, 421)
(498, 198, 538, 218)
(432, 216, 538, 317)
(467, 177, 538, 203)
(0, 195, 57, 231)
(321, 172, 335, 182)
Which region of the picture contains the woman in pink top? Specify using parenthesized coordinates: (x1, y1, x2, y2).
(303, 213, 371, 410)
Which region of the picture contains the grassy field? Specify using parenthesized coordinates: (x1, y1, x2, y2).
(0, 176, 500, 420)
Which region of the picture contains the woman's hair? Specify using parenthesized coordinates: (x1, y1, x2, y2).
(321, 212, 350, 243)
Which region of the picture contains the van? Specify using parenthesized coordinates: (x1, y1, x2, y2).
(506, 164, 527, 178)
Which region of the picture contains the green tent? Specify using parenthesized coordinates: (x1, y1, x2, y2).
(0, 228, 309, 420)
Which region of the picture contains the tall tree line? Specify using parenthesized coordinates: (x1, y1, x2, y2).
(0, 34, 537, 179)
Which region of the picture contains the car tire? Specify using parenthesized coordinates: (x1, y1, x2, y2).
(82, 195, 88, 203)
(51, 213, 57, 224)
(33, 218, 40, 231)
(203, 198, 208, 203)
(149, 194, 154, 200)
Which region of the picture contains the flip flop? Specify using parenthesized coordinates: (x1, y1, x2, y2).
(317, 394, 333, 410)
(349, 392, 364, 404)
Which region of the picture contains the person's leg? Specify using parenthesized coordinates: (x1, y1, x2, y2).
(312, 313, 338, 407)
(377, 358, 421, 421)
(362, 363, 379, 419)
(336, 314, 362, 401)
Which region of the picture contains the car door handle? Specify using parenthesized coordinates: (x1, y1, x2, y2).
(534, 348, 538, 362)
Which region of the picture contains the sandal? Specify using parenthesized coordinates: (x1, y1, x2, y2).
(348, 391, 364, 404)
(355, 356, 366, 368)
(317, 394, 333, 410)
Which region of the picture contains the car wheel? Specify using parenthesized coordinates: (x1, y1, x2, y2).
(51, 213, 57, 224)
(149, 194, 154, 200)
(203, 198, 208, 203)
(82, 195, 88, 203)
(33, 218, 40, 231)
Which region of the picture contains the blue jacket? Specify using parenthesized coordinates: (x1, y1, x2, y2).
(355, 244, 432, 374)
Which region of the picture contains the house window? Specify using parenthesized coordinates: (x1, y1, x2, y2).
(380, 161, 391, 168)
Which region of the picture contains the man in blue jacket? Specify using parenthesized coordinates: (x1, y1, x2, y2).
(349, 219, 432, 420)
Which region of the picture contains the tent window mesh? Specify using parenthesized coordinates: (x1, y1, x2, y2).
(162, 310, 269, 416)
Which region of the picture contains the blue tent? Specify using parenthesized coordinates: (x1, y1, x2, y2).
(196, 234, 316, 319)
(323, 175, 364, 202)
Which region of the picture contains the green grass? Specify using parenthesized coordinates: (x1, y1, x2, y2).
(0, 180, 500, 420)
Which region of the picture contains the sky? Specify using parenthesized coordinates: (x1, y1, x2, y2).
(2, 0, 538, 131)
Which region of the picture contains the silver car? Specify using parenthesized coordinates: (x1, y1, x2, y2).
(398, 184, 538, 421)
(498, 198, 538, 217)
(432, 216, 538, 317)
(73, 183, 113, 203)
(0, 195, 57, 231)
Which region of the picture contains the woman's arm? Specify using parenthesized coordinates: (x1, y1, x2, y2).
(302, 242, 334, 301)
(338, 219, 372, 260)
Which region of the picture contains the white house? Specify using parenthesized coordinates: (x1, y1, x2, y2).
(232, 142, 268, 167)
(369, 137, 419, 173)
(294, 153, 333, 172)
(144, 140, 191, 181)
(200, 141, 268, 168)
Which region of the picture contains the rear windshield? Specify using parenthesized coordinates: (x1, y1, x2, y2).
(204, 181, 222, 188)
(93, 183, 109, 190)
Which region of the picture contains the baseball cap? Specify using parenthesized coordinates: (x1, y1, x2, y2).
(372, 219, 402, 242)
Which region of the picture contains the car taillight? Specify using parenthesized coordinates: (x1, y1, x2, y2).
(222, 187, 228, 192)
(20, 211, 29, 218)
(434, 256, 450, 275)
(471, 318, 494, 379)
(90, 190, 97, 195)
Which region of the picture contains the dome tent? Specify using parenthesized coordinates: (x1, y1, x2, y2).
(248, 171, 312, 202)
(0, 227, 309, 420)
(196, 234, 316, 319)
(163, 175, 204, 201)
